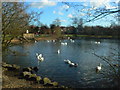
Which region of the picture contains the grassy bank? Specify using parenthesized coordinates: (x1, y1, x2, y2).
(34, 34, 119, 39)
(63, 34, 119, 39)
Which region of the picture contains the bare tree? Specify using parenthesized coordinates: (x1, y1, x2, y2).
(63, 2, 120, 23)
(2, 2, 42, 50)
(52, 18, 61, 26)
(72, 17, 83, 34)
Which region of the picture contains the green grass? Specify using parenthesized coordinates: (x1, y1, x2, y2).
(35, 34, 51, 37)
(63, 34, 117, 38)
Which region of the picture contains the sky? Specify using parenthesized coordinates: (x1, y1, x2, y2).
(24, 0, 119, 27)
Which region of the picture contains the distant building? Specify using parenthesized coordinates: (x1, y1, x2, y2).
(23, 30, 35, 39)
(26, 30, 29, 33)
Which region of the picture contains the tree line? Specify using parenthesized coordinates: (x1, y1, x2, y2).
(28, 24, 120, 37)
(2, 2, 120, 51)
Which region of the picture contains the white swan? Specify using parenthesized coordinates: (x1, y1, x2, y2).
(61, 42, 67, 45)
(67, 60, 71, 64)
(52, 40, 55, 42)
(64, 59, 71, 64)
(57, 49, 60, 54)
(35, 40, 37, 43)
(95, 41, 101, 44)
(47, 40, 51, 42)
(69, 63, 75, 66)
(70, 39, 75, 43)
(39, 54, 42, 57)
(64, 59, 78, 67)
(68, 37, 70, 39)
(69, 62, 78, 67)
(36, 53, 44, 62)
(96, 63, 102, 72)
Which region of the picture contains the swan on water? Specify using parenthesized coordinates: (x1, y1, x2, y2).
(52, 40, 55, 42)
(64, 59, 71, 64)
(35, 40, 37, 43)
(64, 59, 78, 67)
(96, 63, 102, 72)
(36, 53, 44, 62)
(95, 41, 101, 44)
(70, 39, 75, 43)
(57, 49, 60, 54)
(61, 42, 67, 45)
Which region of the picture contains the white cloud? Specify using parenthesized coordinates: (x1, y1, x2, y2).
(105, 3, 117, 9)
(58, 11, 64, 15)
(60, 20, 67, 22)
(62, 5, 70, 9)
(60, 5, 70, 10)
(53, 11, 56, 14)
(90, 0, 118, 10)
(67, 14, 73, 18)
(90, 0, 110, 8)
(53, 11, 64, 15)
(80, 13, 85, 16)
(31, 0, 57, 9)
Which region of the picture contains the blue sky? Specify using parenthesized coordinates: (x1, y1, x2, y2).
(25, 0, 119, 27)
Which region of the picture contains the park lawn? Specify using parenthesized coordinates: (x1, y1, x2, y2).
(63, 34, 120, 38)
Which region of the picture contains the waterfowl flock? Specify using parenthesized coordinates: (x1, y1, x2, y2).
(35, 38, 103, 72)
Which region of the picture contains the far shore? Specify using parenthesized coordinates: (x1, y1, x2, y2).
(10, 34, 119, 44)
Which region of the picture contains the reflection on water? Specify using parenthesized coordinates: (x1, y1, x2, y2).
(3, 39, 119, 88)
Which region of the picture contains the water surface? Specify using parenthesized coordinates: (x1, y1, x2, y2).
(3, 39, 119, 88)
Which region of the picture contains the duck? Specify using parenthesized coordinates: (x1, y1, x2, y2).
(96, 63, 102, 72)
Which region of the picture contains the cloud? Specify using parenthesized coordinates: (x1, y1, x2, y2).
(90, 0, 118, 10)
(58, 11, 64, 15)
(53, 11, 56, 14)
(53, 11, 64, 15)
(60, 19, 67, 22)
(31, 0, 57, 9)
(67, 14, 73, 18)
(61, 5, 70, 9)
(105, 3, 117, 9)
(90, 0, 110, 8)
(80, 13, 85, 16)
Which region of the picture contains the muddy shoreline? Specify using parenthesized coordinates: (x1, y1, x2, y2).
(11, 37, 59, 43)
(2, 62, 67, 89)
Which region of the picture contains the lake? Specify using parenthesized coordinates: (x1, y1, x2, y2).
(3, 38, 120, 88)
